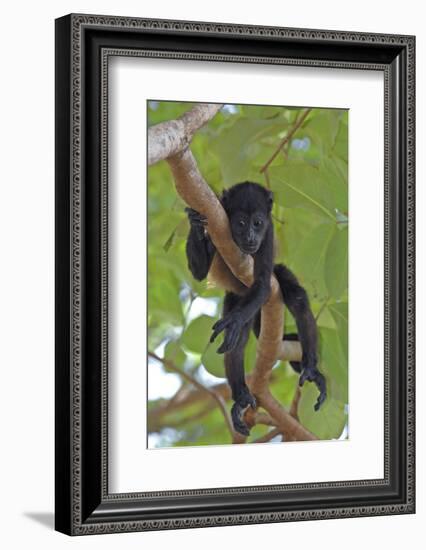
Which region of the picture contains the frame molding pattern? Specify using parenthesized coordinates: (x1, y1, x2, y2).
(70, 15, 83, 533)
(59, 13, 415, 535)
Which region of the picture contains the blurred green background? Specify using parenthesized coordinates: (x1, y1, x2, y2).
(147, 101, 348, 448)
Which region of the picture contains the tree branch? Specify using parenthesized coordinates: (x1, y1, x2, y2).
(148, 103, 223, 166)
(251, 427, 282, 444)
(253, 412, 276, 426)
(258, 389, 317, 441)
(148, 370, 282, 423)
(289, 386, 302, 421)
(277, 339, 302, 362)
(148, 351, 235, 439)
(148, 401, 216, 433)
(259, 108, 311, 174)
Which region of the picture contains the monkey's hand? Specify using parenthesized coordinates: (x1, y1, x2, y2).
(185, 207, 207, 240)
(210, 310, 244, 354)
(299, 366, 327, 411)
(231, 389, 257, 436)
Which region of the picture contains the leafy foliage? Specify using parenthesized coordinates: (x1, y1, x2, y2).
(147, 102, 348, 447)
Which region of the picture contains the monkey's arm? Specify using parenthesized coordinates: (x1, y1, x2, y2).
(185, 208, 216, 281)
(210, 225, 274, 353)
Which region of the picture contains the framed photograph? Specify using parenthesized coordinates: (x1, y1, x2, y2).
(55, 14, 415, 535)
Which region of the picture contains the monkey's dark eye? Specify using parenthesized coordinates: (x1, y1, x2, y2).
(239, 220, 246, 227)
(254, 219, 263, 227)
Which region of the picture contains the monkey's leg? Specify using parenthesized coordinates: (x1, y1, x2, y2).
(185, 208, 215, 281)
(222, 292, 256, 436)
(273, 264, 327, 411)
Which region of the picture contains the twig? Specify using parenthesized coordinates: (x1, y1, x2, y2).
(272, 213, 286, 225)
(260, 108, 311, 174)
(263, 169, 271, 190)
(253, 389, 317, 441)
(148, 369, 289, 421)
(148, 401, 216, 432)
(251, 427, 282, 444)
(282, 142, 290, 160)
(315, 298, 329, 322)
(289, 386, 301, 421)
(148, 351, 235, 438)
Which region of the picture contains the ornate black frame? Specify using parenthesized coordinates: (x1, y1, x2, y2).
(55, 13, 415, 535)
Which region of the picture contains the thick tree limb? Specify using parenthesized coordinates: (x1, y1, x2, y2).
(148, 103, 222, 166)
(259, 389, 316, 441)
(277, 339, 302, 362)
(168, 148, 253, 287)
(148, 103, 316, 442)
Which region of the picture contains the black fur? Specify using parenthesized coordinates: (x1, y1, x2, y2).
(185, 182, 326, 435)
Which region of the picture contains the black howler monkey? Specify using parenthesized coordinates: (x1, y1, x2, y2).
(185, 181, 326, 436)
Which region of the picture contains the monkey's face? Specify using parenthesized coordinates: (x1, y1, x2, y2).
(230, 212, 269, 255)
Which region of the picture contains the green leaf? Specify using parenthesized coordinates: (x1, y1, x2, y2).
(163, 218, 188, 252)
(319, 327, 348, 403)
(269, 162, 336, 222)
(319, 156, 348, 212)
(314, 301, 337, 329)
(290, 222, 337, 298)
(181, 315, 215, 354)
(149, 252, 191, 288)
(325, 226, 348, 300)
(164, 341, 187, 368)
(274, 206, 327, 263)
(201, 326, 258, 379)
(241, 105, 287, 119)
(332, 111, 349, 161)
(149, 279, 183, 326)
(269, 363, 299, 409)
(328, 302, 348, 362)
(201, 342, 225, 378)
(299, 384, 346, 440)
(211, 117, 290, 184)
(304, 109, 342, 155)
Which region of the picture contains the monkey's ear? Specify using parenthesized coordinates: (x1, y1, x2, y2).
(266, 190, 274, 213)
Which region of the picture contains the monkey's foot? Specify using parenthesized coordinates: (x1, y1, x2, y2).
(231, 390, 257, 436)
(299, 367, 327, 411)
(185, 207, 207, 232)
